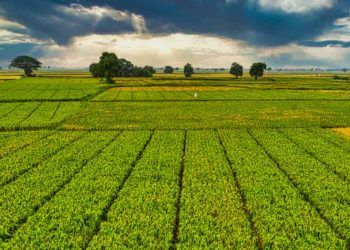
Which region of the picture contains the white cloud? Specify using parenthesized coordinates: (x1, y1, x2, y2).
(317, 17, 350, 42)
(0, 17, 26, 30)
(256, 0, 334, 13)
(58, 4, 147, 33)
(0, 17, 45, 45)
(39, 33, 257, 68)
(0, 29, 44, 44)
(36, 33, 350, 69)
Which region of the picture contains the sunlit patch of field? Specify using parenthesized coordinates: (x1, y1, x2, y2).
(331, 128, 350, 139)
(0, 76, 22, 80)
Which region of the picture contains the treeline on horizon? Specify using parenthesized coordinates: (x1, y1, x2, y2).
(8, 52, 349, 84)
(88, 52, 269, 83)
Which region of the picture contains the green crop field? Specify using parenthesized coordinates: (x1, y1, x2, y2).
(1, 73, 350, 248)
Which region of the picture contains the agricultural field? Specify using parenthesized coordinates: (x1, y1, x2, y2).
(1, 73, 350, 248)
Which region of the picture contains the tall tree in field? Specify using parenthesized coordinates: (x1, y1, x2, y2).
(164, 66, 174, 74)
(98, 52, 120, 83)
(9, 56, 42, 77)
(229, 62, 243, 79)
(184, 63, 194, 77)
(249, 63, 267, 80)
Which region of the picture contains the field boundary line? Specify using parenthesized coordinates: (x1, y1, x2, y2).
(0, 103, 22, 120)
(82, 85, 114, 102)
(19, 102, 43, 125)
(0, 131, 86, 190)
(83, 131, 155, 249)
(2, 132, 119, 242)
(50, 102, 62, 121)
(48, 89, 59, 99)
(247, 129, 350, 246)
(31, 84, 51, 99)
(112, 87, 122, 101)
(217, 130, 263, 250)
(171, 131, 187, 249)
(278, 129, 349, 184)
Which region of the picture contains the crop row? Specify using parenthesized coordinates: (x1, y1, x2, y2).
(0, 130, 52, 159)
(0, 131, 116, 242)
(88, 131, 183, 249)
(0, 131, 84, 187)
(280, 128, 350, 183)
(219, 129, 345, 248)
(179, 130, 256, 248)
(4, 131, 152, 249)
(250, 129, 350, 242)
(0, 102, 81, 129)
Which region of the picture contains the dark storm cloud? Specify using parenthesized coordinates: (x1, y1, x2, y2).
(0, 43, 44, 65)
(299, 40, 350, 48)
(266, 53, 337, 68)
(0, 0, 349, 46)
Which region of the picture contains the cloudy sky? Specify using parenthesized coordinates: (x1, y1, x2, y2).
(0, 0, 349, 68)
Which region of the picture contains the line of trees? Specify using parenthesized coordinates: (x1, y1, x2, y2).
(7, 54, 268, 81)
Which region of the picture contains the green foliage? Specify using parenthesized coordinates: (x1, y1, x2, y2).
(179, 131, 256, 248)
(0, 77, 101, 101)
(219, 129, 344, 248)
(0, 131, 79, 187)
(0, 102, 81, 130)
(9, 56, 42, 77)
(5, 131, 150, 249)
(251, 129, 350, 242)
(184, 63, 194, 77)
(249, 62, 267, 80)
(0, 131, 113, 242)
(63, 100, 350, 130)
(90, 52, 155, 82)
(98, 52, 119, 83)
(89, 131, 182, 249)
(89, 63, 101, 78)
(164, 66, 174, 74)
(229, 62, 243, 78)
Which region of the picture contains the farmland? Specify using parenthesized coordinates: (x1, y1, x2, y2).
(1, 72, 350, 248)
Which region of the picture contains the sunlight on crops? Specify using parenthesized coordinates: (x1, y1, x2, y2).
(331, 128, 350, 139)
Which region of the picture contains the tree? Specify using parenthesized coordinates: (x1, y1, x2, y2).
(229, 62, 243, 79)
(89, 63, 101, 78)
(9, 56, 42, 77)
(249, 63, 267, 80)
(144, 65, 156, 75)
(98, 52, 120, 83)
(164, 66, 174, 74)
(90, 52, 156, 81)
(132, 66, 154, 77)
(184, 63, 194, 77)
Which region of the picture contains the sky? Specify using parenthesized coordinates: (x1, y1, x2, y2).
(0, 0, 349, 69)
